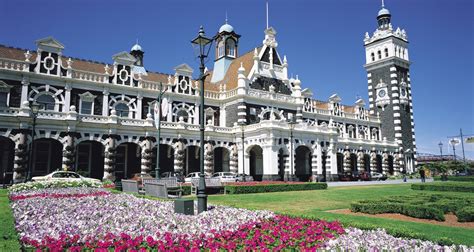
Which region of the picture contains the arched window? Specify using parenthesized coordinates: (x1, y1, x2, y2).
(384, 48, 389, 57)
(176, 109, 189, 123)
(226, 39, 236, 57)
(371, 52, 375, 62)
(36, 94, 55, 111)
(377, 50, 382, 59)
(115, 103, 129, 117)
(218, 40, 225, 58)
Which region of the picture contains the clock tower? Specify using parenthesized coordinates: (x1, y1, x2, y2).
(364, 2, 416, 172)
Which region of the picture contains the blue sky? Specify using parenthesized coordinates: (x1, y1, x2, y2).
(1, 0, 473, 158)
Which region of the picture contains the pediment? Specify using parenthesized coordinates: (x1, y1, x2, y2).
(35, 36, 65, 53)
(301, 88, 313, 97)
(174, 63, 194, 75)
(355, 98, 366, 106)
(112, 51, 137, 66)
(329, 94, 341, 103)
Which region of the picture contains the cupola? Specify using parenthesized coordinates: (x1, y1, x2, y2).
(211, 18, 241, 83)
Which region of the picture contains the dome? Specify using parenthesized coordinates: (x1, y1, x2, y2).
(131, 43, 143, 52)
(378, 7, 391, 16)
(219, 23, 234, 33)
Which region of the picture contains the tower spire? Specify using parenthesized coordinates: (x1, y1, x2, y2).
(225, 10, 228, 24)
(382, 0, 385, 8)
(266, 0, 269, 29)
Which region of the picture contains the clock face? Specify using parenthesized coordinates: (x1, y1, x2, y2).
(378, 89, 386, 98)
(401, 88, 407, 97)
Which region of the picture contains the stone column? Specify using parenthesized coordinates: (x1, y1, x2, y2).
(20, 77, 29, 105)
(173, 141, 185, 174)
(136, 94, 143, 119)
(63, 83, 72, 113)
(382, 152, 389, 175)
(204, 142, 214, 175)
(370, 151, 377, 173)
(13, 132, 28, 183)
(394, 152, 401, 175)
(229, 144, 238, 174)
(357, 151, 365, 173)
(343, 149, 351, 173)
(103, 136, 117, 181)
(62, 134, 75, 171)
(314, 143, 322, 176)
(102, 89, 109, 116)
(140, 138, 153, 175)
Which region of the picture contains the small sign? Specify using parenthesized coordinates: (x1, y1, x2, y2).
(161, 97, 169, 117)
(154, 103, 160, 129)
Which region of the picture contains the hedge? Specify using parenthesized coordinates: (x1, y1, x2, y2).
(350, 202, 445, 221)
(411, 182, 474, 192)
(224, 182, 327, 194)
(433, 176, 474, 182)
(456, 206, 474, 222)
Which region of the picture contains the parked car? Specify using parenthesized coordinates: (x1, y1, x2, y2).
(212, 172, 237, 182)
(184, 172, 211, 183)
(370, 172, 388, 181)
(234, 173, 254, 182)
(160, 171, 184, 182)
(31, 171, 100, 183)
(338, 172, 359, 181)
(358, 171, 371, 181)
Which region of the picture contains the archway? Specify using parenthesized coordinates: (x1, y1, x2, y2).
(363, 154, 370, 173)
(278, 148, 285, 181)
(248, 145, 263, 181)
(75, 140, 104, 179)
(115, 142, 141, 180)
(336, 153, 344, 174)
(295, 146, 312, 181)
(185, 146, 200, 175)
(151, 144, 175, 175)
(32, 138, 62, 177)
(388, 155, 394, 175)
(0, 136, 14, 185)
(376, 154, 383, 173)
(213, 147, 230, 173)
(350, 153, 358, 173)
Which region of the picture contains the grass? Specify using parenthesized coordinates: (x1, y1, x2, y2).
(208, 183, 474, 246)
(0, 189, 21, 251)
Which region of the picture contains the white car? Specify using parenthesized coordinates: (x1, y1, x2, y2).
(184, 172, 211, 183)
(212, 172, 237, 183)
(31, 171, 100, 183)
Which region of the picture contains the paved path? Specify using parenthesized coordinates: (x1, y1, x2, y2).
(326, 178, 433, 187)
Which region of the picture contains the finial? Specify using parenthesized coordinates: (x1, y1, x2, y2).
(136, 38, 138, 45)
(381, 0, 385, 8)
(225, 10, 228, 24)
(266, 0, 269, 29)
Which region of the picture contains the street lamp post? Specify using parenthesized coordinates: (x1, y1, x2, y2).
(288, 116, 297, 181)
(155, 82, 166, 179)
(26, 101, 40, 182)
(191, 26, 213, 213)
(438, 142, 443, 161)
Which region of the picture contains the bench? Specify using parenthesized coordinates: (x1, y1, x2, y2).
(191, 177, 224, 194)
(121, 179, 139, 194)
(143, 178, 182, 198)
(144, 181, 170, 199)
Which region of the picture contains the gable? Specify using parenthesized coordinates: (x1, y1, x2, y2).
(260, 47, 282, 65)
(112, 51, 136, 66)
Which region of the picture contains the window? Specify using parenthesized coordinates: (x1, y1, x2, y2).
(115, 103, 129, 117)
(218, 40, 225, 58)
(226, 39, 236, 57)
(384, 48, 389, 57)
(377, 50, 382, 59)
(371, 52, 375, 62)
(36, 94, 55, 111)
(80, 101, 93, 115)
(0, 92, 7, 107)
(176, 109, 189, 122)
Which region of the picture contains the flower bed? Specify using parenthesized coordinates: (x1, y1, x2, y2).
(225, 182, 327, 194)
(8, 180, 102, 193)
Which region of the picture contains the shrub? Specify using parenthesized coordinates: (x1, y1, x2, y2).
(433, 176, 474, 182)
(456, 206, 474, 222)
(411, 182, 474, 192)
(225, 182, 327, 194)
(350, 202, 445, 221)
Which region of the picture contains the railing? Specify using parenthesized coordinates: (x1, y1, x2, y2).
(78, 114, 110, 123)
(120, 118, 147, 126)
(0, 58, 28, 71)
(37, 110, 67, 119)
(71, 70, 108, 83)
(248, 89, 297, 103)
(0, 107, 20, 116)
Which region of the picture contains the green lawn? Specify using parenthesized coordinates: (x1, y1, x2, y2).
(209, 183, 474, 246)
(0, 189, 21, 251)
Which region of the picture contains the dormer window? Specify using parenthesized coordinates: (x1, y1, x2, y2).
(378, 50, 382, 59)
(371, 52, 375, 62)
(384, 48, 389, 57)
(44, 57, 54, 70)
(226, 39, 236, 57)
(218, 40, 225, 58)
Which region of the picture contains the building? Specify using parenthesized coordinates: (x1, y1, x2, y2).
(0, 3, 416, 184)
